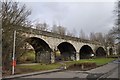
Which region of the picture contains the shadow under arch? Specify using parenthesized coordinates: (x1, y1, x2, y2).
(57, 42, 76, 61)
(95, 47, 106, 57)
(24, 37, 52, 63)
(109, 48, 113, 55)
(79, 45, 94, 59)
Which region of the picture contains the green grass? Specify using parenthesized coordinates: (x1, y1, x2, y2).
(16, 58, 116, 74)
(65, 58, 116, 67)
(17, 63, 62, 71)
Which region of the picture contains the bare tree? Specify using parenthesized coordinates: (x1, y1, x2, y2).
(95, 33, 105, 44)
(51, 24, 66, 35)
(35, 22, 48, 31)
(79, 29, 86, 39)
(89, 32, 96, 41)
(51, 24, 58, 33)
(66, 30, 74, 37)
(89, 32, 106, 44)
(1, 1, 31, 70)
(89, 32, 111, 47)
(111, 0, 120, 42)
(109, 0, 120, 55)
(72, 28, 77, 37)
(66, 28, 77, 37)
(57, 25, 66, 35)
(105, 33, 115, 47)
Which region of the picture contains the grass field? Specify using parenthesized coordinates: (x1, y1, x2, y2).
(17, 63, 61, 71)
(15, 63, 62, 74)
(65, 58, 116, 67)
(16, 58, 116, 74)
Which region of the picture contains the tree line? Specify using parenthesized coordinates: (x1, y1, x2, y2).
(33, 18, 115, 47)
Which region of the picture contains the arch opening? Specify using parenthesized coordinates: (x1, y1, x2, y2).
(18, 37, 52, 63)
(95, 47, 106, 57)
(26, 37, 51, 52)
(57, 42, 76, 61)
(79, 45, 94, 59)
(109, 48, 113, 55)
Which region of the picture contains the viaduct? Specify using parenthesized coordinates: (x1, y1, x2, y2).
(17, 27, 117, 63)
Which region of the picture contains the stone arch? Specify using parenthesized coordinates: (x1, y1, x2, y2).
(24, 37, 52, 63)
(79, 45, 94, 59)
(26, 37, 52, 52)
(57, 42, 76, 61)
(95, 47, 106, 57)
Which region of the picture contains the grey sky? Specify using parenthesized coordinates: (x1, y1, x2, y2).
(23, 1, 116, 36)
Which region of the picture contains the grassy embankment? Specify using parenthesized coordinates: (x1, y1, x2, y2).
(16, 58, 116, 74)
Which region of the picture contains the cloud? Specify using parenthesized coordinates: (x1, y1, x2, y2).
(15, 0, 117, 2)
(25, 2, 115, 35)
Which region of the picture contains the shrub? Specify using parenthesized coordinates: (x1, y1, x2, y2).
(18, 50, 35, 63)
(67, 62, 96, 71)
(81, 62, 96, 68)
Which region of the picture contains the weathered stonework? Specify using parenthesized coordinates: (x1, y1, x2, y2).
(18, 27, 117, 63)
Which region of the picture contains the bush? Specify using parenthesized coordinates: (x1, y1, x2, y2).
(81, 62, 96, 68)
(67, 62, 96, 71)
(18, 50, 35, 63)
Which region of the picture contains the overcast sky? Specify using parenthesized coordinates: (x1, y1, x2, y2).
(22, 0, 117, 37)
